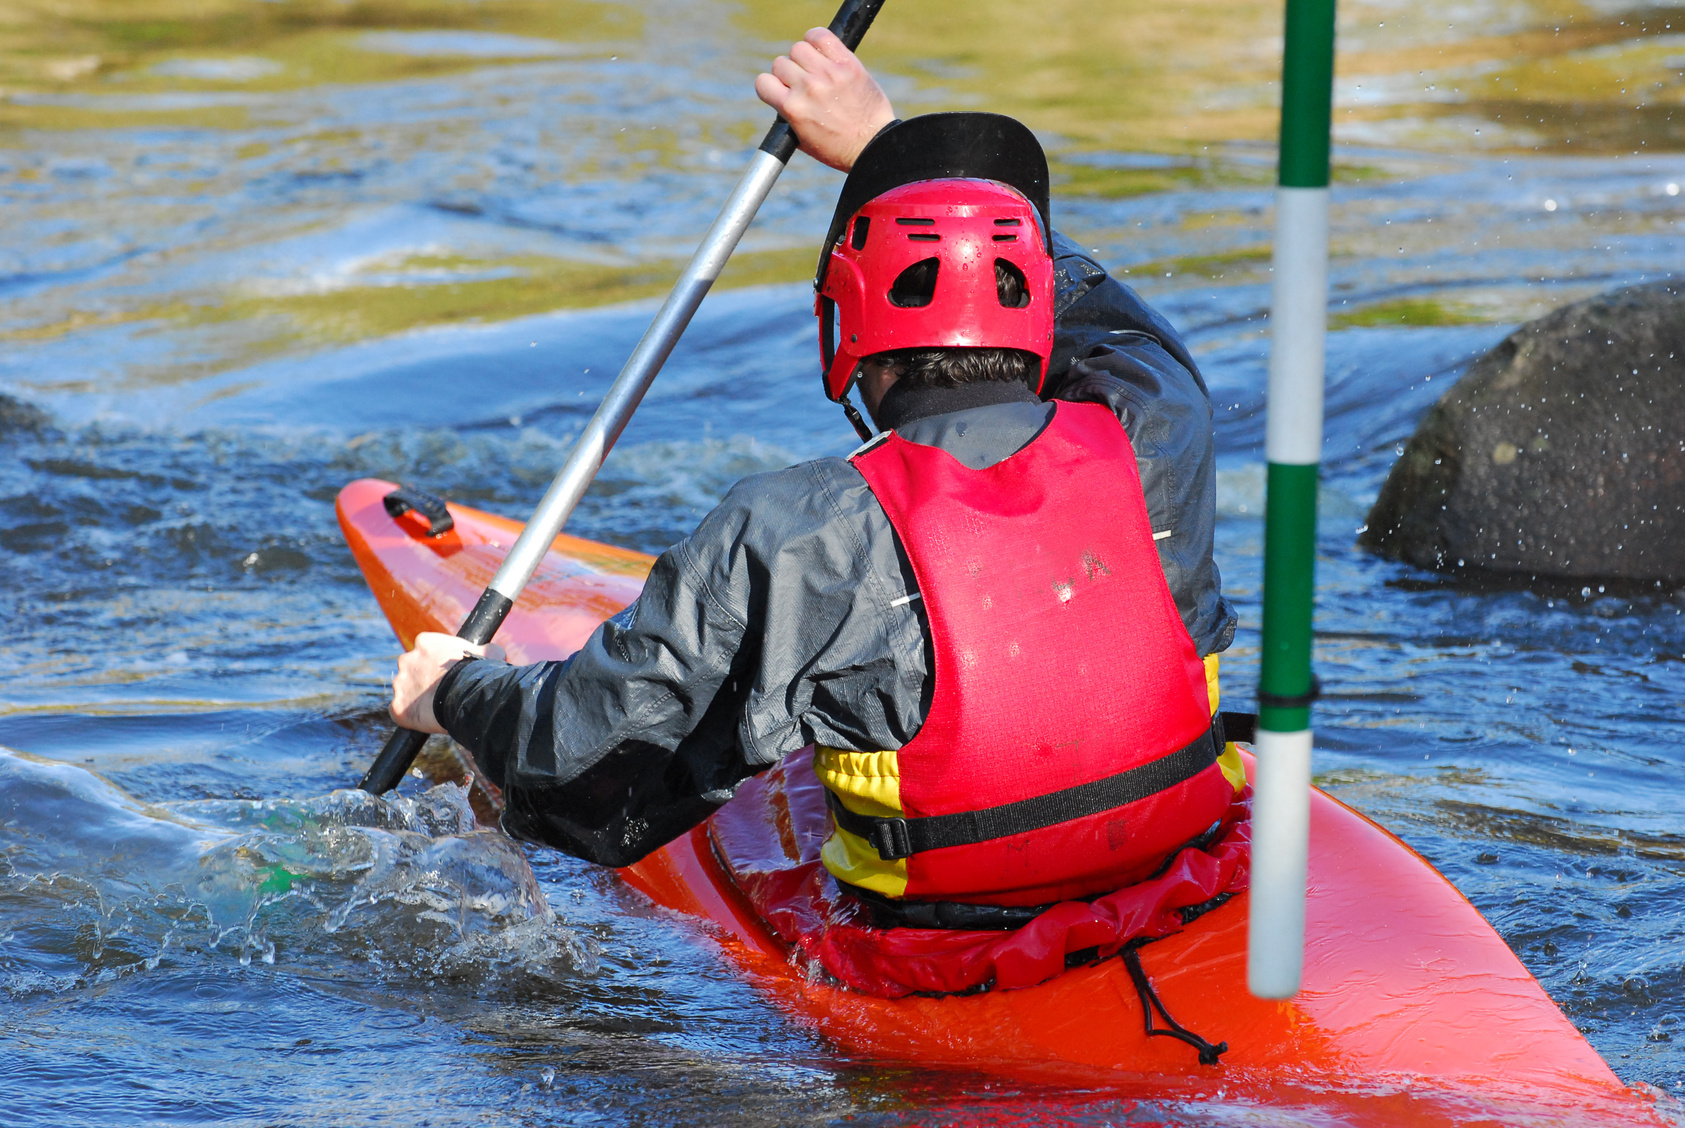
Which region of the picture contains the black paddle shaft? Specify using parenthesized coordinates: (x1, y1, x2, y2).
(358, 0, 888, 796)
(358, 587, 512, 794)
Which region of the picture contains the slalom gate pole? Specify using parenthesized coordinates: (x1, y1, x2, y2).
(356, 0, 889, 795)
(1248, 0, 1336, 999)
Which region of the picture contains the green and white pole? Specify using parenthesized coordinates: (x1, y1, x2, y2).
(1249, 0, 1336, 1000)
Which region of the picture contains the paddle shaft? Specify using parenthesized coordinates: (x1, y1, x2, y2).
(359, 0, 888, 794)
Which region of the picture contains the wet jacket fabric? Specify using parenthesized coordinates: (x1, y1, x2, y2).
(437, 232, 1237, 866)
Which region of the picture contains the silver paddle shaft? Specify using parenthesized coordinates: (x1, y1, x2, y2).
(355, 153, 789, 795)
(359, 0, 887, 794)
(485, 150, 787, 602)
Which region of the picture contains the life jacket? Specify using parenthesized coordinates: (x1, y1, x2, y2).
(818, 400, 1238, 907)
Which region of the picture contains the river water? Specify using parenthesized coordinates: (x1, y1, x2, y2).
(2, 1, 1683, 1123)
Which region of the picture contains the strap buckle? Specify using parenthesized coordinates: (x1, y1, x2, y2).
(871, 817, 913, 861)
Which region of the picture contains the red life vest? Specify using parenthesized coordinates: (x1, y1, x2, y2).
(833, 401, 1233, 907)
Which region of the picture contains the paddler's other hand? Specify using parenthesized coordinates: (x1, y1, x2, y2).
(389, 632, 506, 734)
(755, 27, 895, 172)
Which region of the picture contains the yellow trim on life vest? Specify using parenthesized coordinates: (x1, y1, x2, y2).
(815, 658, 1242, 899)
(815, 746, 902, 816)
(1206, 654, 1247, 794)
(815, 745, 909, 898)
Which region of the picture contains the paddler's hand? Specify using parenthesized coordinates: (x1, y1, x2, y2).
(389, 632, 506, 734)
(755, 27, 896, 172)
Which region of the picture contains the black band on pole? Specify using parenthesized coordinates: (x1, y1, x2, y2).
(1257, 675, 1322, 712)
(757, 0, 888, 162)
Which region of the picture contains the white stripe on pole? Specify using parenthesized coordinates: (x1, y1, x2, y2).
(1265, 187, 1329, 467)
(1248, 727, 1313, 998)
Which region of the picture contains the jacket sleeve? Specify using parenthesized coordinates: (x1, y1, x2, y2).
(435, 498, 767, 866)
(434, 457, 920, 867)
(1043, 231, 1238, 656)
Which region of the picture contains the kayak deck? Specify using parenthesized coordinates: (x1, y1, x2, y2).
(337, 477, 1668, 1125)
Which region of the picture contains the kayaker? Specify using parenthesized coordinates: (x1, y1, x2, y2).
(389, 33, 1240, 924)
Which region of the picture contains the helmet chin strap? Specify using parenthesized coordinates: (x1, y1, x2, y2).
(838, 369, 876, 442)
(841, 396, 876, 442)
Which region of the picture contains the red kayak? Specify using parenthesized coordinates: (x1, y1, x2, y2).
(339, 477, 1671, 1126)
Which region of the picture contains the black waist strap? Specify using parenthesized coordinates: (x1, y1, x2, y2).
(826, 714, 1244, 862)
(1219, 710, 1255, 744)
(838, 817, 1234, 931)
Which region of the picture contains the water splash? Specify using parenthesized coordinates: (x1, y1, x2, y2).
(0, 747, 594, 999)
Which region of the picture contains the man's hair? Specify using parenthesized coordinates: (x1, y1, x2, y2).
(868, 259, 1043, 389)
(868, 346, 1041, 390)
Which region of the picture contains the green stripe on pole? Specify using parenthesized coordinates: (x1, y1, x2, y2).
(1253, 0, 1334, 1004)
(1259, 461, 1319, 732)
(1278, 0, 1336, 188)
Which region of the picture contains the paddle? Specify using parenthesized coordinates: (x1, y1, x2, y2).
(358, 0, 889, 795)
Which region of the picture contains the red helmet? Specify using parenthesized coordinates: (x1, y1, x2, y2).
(817, 178, 1054, 400)
(813, 114, 1055, 407)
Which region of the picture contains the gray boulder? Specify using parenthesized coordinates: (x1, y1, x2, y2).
(1361, 281, 1685, 582)
(0, 393, 48, 435)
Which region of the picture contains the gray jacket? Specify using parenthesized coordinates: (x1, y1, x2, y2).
(438, 233, 1236, 865)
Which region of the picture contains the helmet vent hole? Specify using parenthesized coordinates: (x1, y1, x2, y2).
(906, 232, 941, 242)
(995, 259, 1030, 309)
(994, 217, 1022, 226)
(895, 217, 935, 226)
(888, 258, 939, 308)
(851, 216, 871, 250)
(992, 233, 1018, 242)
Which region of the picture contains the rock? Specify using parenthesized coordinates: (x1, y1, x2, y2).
(1361, 281, 1685, 582)
(0, 393, 50, 435)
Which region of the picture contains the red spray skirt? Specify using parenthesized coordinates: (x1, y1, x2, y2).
(709, 747, 1249, 998)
